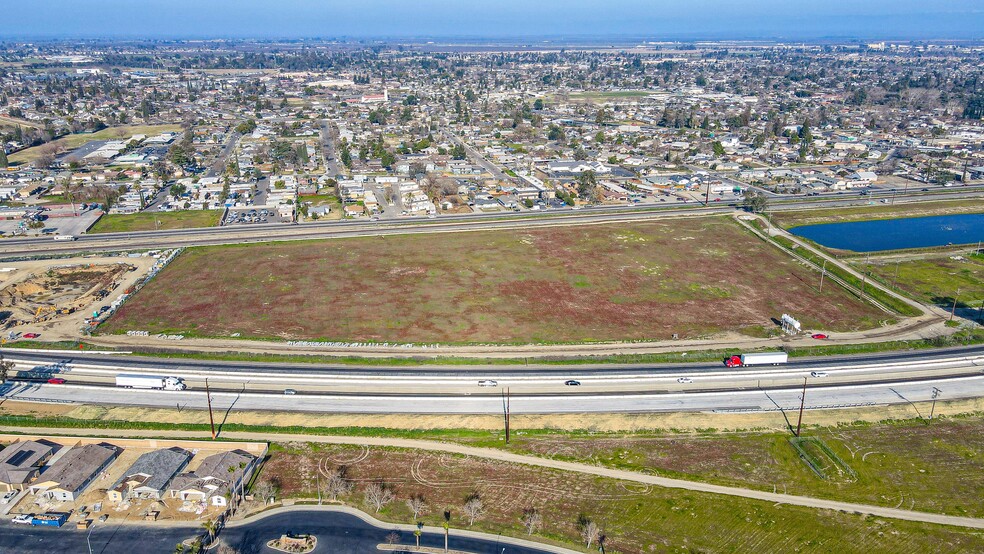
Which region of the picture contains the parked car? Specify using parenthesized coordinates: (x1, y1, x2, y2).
(98, 514, 108, 523)
(564, 380, 581, 386)
(477, 380, 498, 387)
(811, 333, 828, 340)
(810, 371, 829, 378)
(1, 491, 17, 504)
(23, 333, 40, 339)
(47, 378, 66, 384)
(677, 377, 693, 384)
(12, 514, 33, 524)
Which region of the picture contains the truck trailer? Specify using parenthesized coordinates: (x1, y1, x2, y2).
(725, 352, 788, 368)
(115, 374, 186, 391)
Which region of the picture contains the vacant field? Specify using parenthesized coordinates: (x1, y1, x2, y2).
(8, 123, 182, 164)
(101, 218, 887, 343)
(255, 442, 984, 554)
(492, 417, 984, 518)
(865, 253, 984, 308)
(774, 198, 984, 228)
(88, 209, 222, 233)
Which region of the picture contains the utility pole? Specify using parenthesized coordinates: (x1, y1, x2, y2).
(206, 377, 216, 439)
(892, 260, 901, 289)
(502, 388, 511, 444)
(818, 259, 827, 293)
(929, 387, 942, 421)
(950, 288, 961, 322)
(978, 299, 984, 324)
(795, 377, 808, 437)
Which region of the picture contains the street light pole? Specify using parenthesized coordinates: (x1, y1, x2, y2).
(930, 388, 942, 421)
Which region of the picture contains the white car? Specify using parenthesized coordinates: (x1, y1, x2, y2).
(677, 377, 693, 384)
(11, 514, 33, 524)
(810, 371, 829, 378)
(478, 380, 498, 387)
(1, 490, 17, 504)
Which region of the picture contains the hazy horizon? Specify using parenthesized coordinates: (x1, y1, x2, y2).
(3, 0, 983, 41)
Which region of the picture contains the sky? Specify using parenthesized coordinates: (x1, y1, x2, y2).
(3, 0, 983, 41)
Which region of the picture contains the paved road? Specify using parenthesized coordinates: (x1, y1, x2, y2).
(3, 189, 980, 257)
(0, 520, 198, 554)
(205, 131, 241, 178)
(221, 507, 572, 554)
(3, 369, 982, 414)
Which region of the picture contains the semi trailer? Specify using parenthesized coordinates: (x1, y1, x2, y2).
(115, 374, 186, 391)
(725, 352, 788, 367)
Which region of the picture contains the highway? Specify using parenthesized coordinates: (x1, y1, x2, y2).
(2, 188, 981, 257)
(2, 345, 982, 414)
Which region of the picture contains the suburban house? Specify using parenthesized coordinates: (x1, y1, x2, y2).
(107, 447, 193, 503)
(28, 443, 121, 502)
(168, 450, 257, 507)
(0, 439, 61, 492)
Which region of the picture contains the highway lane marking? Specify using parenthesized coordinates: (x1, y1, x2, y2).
(13, 355, 981, 386)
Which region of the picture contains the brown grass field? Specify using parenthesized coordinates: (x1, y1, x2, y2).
(101, 217, 887, 343)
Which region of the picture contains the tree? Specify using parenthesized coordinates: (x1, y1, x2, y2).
(170, 183, 188, 198)
(573, 146, 587, 161)
(578, 515, 601, 548)
(324, 466, 353, 501)
(742, 190, 768, 213)
(533, 98, 544, 110)
(35, 144, 58, 169)
(340, 146, 352, 169)
(364, 482, 394, 513)
(406, 495, 426, 521)
(451, 143, 466, 160)
(711, 141, 725, 156)
(385, 531, 400, 545)
(462, 494, 483, 526)
(0, 149, 7, 168)
(521, 507, 542, 536)
(576, 170, 597, 198)
(0, 353, 13, 384)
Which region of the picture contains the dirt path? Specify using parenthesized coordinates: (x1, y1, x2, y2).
(5, 425, 983, 530)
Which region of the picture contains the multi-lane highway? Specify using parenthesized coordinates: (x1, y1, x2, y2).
(3, 188, 981, 257)
(3, 345, 982, 414)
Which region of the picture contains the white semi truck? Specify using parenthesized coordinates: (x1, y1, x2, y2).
(115, 374, 186, 391)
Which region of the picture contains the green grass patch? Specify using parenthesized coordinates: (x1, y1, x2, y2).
(88, 209, 223, 233)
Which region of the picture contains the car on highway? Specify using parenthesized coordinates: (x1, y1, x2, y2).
(283, 389, 297, 395)
(564, 380, 581, 386)
(23, 333, 40, 339)
(677, 377, 693, 384)
(11, 514, 33, 524)
(810, 371, 829, 378)
(47, 377, 66, 384)
(811, 333, 828, 340)
(477, 380, 498, 387)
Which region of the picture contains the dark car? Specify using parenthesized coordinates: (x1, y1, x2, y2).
(564, 380, 581, 386)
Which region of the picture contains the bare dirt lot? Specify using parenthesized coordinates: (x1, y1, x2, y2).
(101, 217, 887, 344)
(0, 264, 130, 327)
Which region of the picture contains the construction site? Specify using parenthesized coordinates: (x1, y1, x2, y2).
(0, 255, 164, 341)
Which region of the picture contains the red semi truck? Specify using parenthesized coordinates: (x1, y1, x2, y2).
(725, 352, 788, 367)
